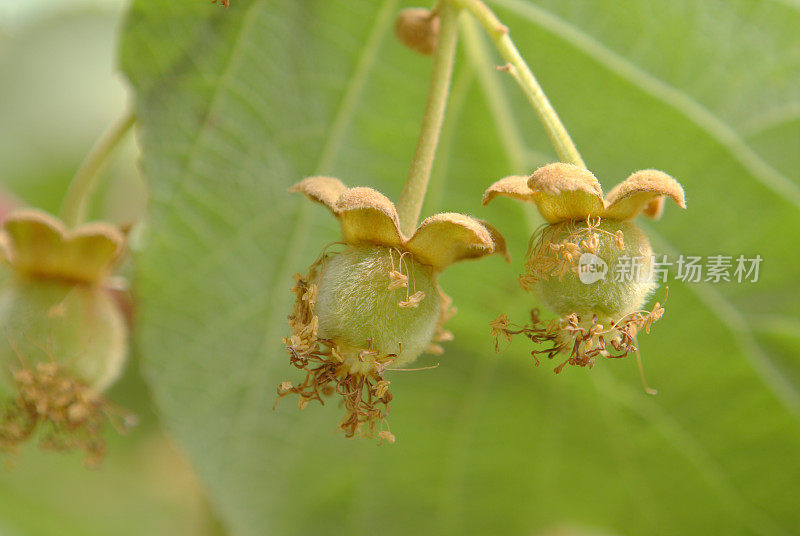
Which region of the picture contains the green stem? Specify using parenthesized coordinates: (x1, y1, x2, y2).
(396, 3, 461, 236)
(451, 0, 586, 168)
(60, 111, 136, 227)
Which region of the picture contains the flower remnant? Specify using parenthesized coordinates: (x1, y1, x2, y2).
(483, 162, 685, 378)
(0, 210, 134, 465)
(277, 177, 507, 440)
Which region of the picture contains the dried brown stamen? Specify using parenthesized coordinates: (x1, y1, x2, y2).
(277, 253, 396, 440)
(389, 248, 427, 308)
(279, 243, 457, 440)
(489, 297, 665, 375)
(276, 337, 396, 439)
(0, 362, 136, 467)
(519, 216, 625, 290)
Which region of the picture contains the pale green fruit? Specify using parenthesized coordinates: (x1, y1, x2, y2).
(533, 220, 656, 322)
(0, 276, 127, 396)
(315, 245, 440, 369)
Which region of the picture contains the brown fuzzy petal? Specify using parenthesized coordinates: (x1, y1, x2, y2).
(405, 213, 495, 269)
(482, 175, 536, 206)
(527, 163, 605, 223)
(289, 176, 347, 215)
(477, 218, 511, 263)
(335, 187, 404, 247)
(3, 210, 65, 276)
(61, 223, 126, 283)
(603, 169, 686, 221)
(3, 209, 124, 284)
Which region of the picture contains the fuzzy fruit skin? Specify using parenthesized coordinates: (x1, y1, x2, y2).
(0, 276, 127, 397)
(315, 245, 440, 369)
(534, 220, 655, 322)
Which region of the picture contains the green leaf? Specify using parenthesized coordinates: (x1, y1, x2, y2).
(120, 0, 800, 534)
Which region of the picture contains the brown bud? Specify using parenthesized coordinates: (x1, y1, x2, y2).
(394, 8, 440, 56)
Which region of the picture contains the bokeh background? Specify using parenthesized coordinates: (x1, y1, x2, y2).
(2, 0, 799, 535)
(0, 1, 221, 534)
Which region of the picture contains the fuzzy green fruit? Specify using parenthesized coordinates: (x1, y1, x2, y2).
(533, 220, 655, 322)
(315, 245, 440, 368)
(0, 276, 127, 396)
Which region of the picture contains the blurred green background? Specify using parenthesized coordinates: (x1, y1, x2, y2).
(3, 0, 800, 535)
(0, 1, 220, 535)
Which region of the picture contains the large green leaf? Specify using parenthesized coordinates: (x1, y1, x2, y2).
(120, 0, 800, 534)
